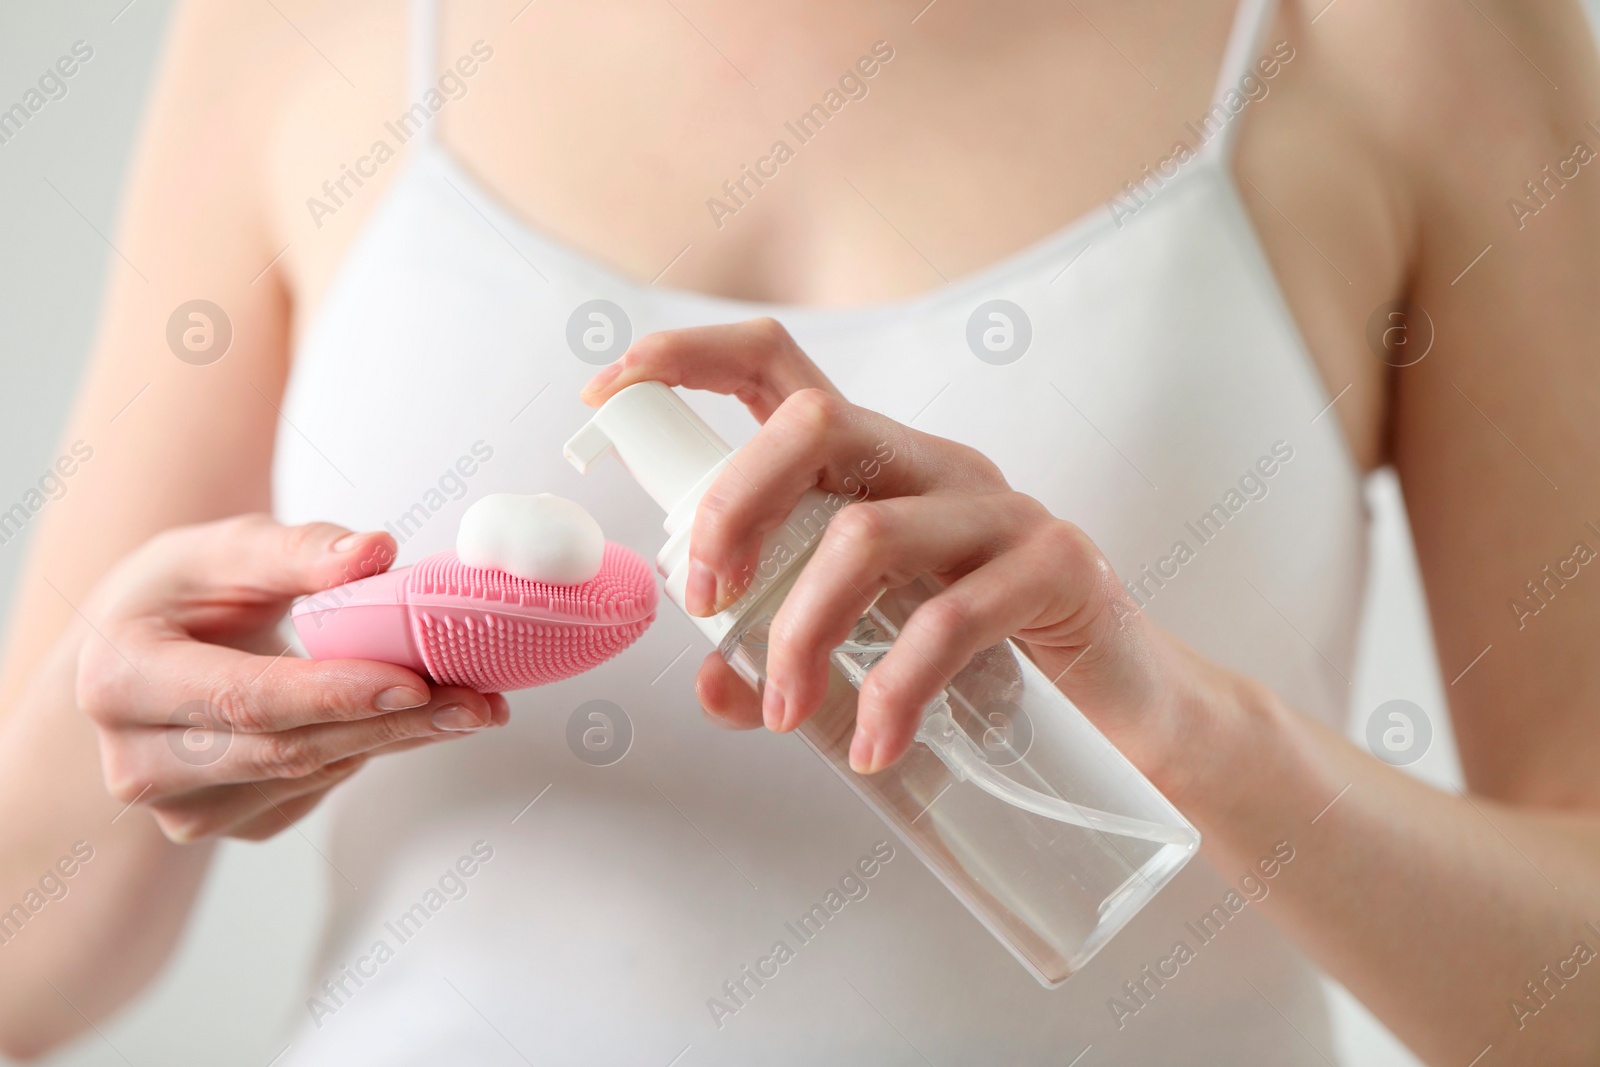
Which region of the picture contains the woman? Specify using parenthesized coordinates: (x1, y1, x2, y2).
(2, 0, 1597, 1062)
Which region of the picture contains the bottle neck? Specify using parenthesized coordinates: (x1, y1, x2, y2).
(658, 485, 846, 647)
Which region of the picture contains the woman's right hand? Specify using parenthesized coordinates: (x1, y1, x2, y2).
(72, 514, 508, 843)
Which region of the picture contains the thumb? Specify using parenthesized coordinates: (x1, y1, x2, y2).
(169, 514, 399, 602)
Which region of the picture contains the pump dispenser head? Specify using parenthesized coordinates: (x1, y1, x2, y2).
(566, 381, 839, 646)
(563, 382, 732, 534)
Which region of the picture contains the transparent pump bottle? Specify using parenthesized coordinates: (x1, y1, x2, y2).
(565, 383, 1199, 985)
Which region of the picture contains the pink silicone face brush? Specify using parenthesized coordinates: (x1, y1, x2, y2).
(290, 544, 658, 692)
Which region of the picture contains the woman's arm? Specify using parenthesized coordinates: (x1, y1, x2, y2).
(0, 1, 283, 1051)
(1205, 2, 1600, 1063)
(0, 0, 290, 1050)
(1179, 683, 1600, 1065)
(0, 0, 444, 1054)
(592, 299, 1600, 1067)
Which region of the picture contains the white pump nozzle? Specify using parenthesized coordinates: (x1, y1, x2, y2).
(563, 382, 732, 525)
(566, 379, 836, 646)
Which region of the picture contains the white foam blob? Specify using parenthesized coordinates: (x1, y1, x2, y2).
(456, 493, 605, 585)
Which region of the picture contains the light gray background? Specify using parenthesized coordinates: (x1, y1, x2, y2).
(0, 1, 1561, 1063)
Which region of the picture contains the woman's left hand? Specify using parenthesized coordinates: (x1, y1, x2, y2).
(582, 318, 1229, 795)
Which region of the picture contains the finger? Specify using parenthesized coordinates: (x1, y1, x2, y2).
(228, 787, 342, 841)
(138, 514, 397, 613)
(81, 634, 436, 731)
(850, 523, 1125, 773)
(223, 699, 509, 839)
(764, 494, 1042, 733)
(211, 687, 499, 790)
(147, 755, 369, 843)
(580, 318, 842, 419)
(103, 687, 498, 799)
(361, 733, 461, 758)
(249, 693, 508, 760)
(199, 686, 497, 787)
(687, 390, 1002, 613)
(694, 652, 763, 730)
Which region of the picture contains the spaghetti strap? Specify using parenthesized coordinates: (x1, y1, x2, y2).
(1205, 0, 1280, 162)
(407, 0, 439, 141)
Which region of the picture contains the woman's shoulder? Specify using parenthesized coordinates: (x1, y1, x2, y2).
(1288, 0, 1598, 169)
(155, 0, 417, 317)
(150, 0, 411, 180)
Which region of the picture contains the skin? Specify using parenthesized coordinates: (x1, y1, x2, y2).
(0, 0, 1597, 1061)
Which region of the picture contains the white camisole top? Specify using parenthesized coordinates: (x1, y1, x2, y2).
(272, 0, 1369, 1061)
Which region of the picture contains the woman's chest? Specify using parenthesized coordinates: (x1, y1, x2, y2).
(266, 0, 1397, 471)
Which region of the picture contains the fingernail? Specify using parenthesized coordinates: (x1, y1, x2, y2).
(713, 567, 744, 613)
(432, 704, 487, 732)
(762, 684, 786, 731)
(849, 727, 875, 774)
(331, 531, 364, 553)
(686, 560, 717, 617)
(376, 686, 429, 710)
(582, 362, 623, 401)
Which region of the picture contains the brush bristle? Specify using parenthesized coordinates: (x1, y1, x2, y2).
(409, 545, 655, 624)
(406, 545, 657, 691)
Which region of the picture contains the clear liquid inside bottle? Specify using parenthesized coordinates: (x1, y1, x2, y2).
(562, 379, 1198, 986)
(719, 560, 1199, 985)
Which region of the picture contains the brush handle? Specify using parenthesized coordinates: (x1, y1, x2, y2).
(291, 565, 427, 671)
(290, 547, 658, 692)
